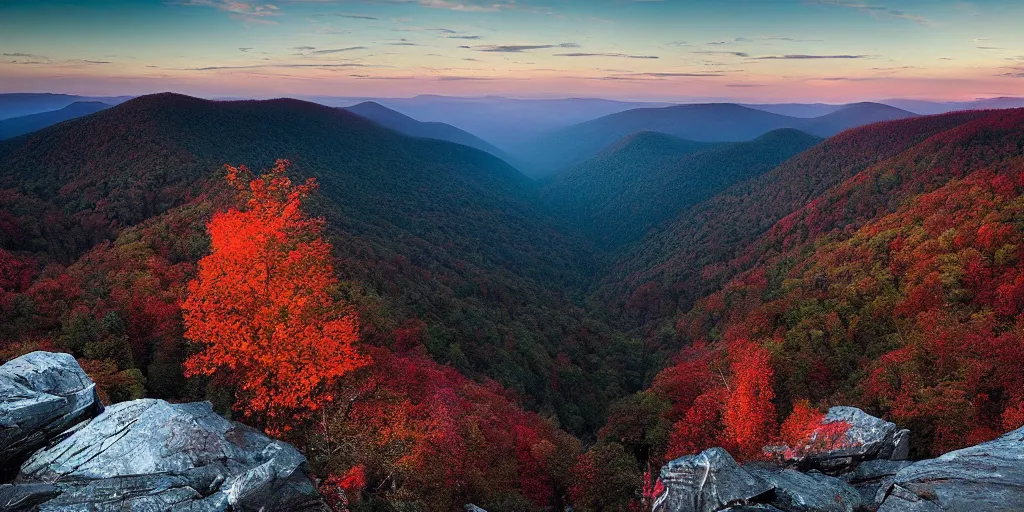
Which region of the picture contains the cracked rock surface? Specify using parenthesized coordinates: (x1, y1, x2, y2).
(0, 351, 102, 472)
(653, 448, 774, 512)
(877, 426, 1024, 512)
(771, 407, 910, 475)
(745, 465, 862, 512)
(654, 406, 1024, 512)
(0, 351, 326, 512)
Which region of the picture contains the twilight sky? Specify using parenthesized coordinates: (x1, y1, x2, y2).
(1, 0, 1022, 102)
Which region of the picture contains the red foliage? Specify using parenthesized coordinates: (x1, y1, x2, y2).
(723, 339, 777, 459)
(182, 161, 367, 425)
(324, 345, 578, 511)
(321, 465, 367, 509)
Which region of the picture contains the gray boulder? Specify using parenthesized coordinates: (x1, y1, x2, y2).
(771, 407, 909, 474)
(653, 448, 774, 512)
(12, 398, 326, 511)
(0, 352, 101, 471)
(877, 426, 1024, 512)
(838, 459, 912, 507)
(746, 465, 863, 512)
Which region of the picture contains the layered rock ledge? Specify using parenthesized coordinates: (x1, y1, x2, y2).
(0, 351, 327, 511)
(653, 406, 1024, 512)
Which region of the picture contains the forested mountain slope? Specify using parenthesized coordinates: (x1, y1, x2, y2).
(600, 110, 993, 331)
(575, 108, 1024, 507)
(343, 101, 524, 170)
(0, 93, 637, 438)
(541, 129, 820, 249)
(5, 93, 1024, 511)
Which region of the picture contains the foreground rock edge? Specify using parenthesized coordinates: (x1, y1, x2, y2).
(654, 406, 1024, 512)
(0, 351, 327, 511)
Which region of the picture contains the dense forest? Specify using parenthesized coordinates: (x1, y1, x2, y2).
(2, 94, 1023, 511)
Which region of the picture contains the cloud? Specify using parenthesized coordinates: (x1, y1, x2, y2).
(388, 39, 423, 46)
(641, 72, 725, 77)
(693, 50, 749, 58)
(754, 54, 867, 59)
(599, 71, 726, 80)
(350, 74, 414, 79)
(239, 47, 253, 52)
(435, 75, 496, 80)
(309, 46, 368, 54)
(475, 42, 579, 52)
(336, 13, 378, 20)
(183, 63, 377, 70)
(760, 36, 825, 42)
(449, 35, 482, 40)
(171, 0, 280, 22)
(555, 52, 658, 59)
(814, 76, 889, 81)
(808, 0, 933, 26)
(2, 52, 44, 58)
(371, 0, 518, 12)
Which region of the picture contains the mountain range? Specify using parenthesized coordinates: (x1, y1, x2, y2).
(0, 93, 130, 120)
(3, 91, 1024, 510)
(342, 100, 526, 171)
(0, 101, 111, 140)
(515, 102, 916, 174)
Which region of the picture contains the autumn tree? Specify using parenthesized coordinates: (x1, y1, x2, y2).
(722, 339, 777, 459)
(182, 160, 366, 425)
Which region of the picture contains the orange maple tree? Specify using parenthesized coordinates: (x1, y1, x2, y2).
(182, 160, 367, 423)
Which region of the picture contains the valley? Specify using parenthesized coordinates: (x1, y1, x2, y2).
(1, 91, 1024, 511)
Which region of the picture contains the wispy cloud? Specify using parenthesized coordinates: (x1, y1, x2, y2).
(336, 13, 379, 20)
(172, 0, 280, 23)
(310, 46, 368, 54)
(754, 54, 868, 60)
(760, 36, 825, 42)
(693, 50, 749, 58)
(555, 52, 658, 59)
(372, 0, 519, 12)
(475, 43, 580, 53)
(182, 63, 378, 70)
(597, 71, 726, 80)
(809, 0, 933, 26)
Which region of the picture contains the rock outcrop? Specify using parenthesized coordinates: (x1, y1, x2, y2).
(653, 448, 773, 512)
(745, 466, 862, 512)
(770, 406, 909, 474)
(839, 460, 910, 505)
(0, 351, 326, 511)
(877, 426, 1024, 511)
(654, 406, 1024, 512)
(0, 351, 102, 472)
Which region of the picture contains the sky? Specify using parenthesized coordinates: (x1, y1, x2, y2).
(0, 0, 1022, 102)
